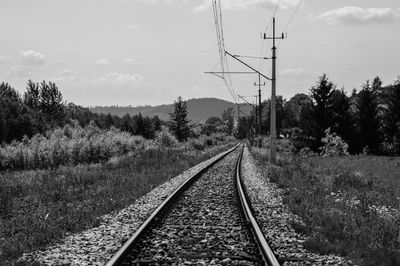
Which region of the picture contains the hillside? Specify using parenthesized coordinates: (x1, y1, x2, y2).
(90, 98, 253, 122)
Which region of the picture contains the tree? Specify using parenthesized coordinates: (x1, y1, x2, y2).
(236, 116, 251, 139)
(356, 80, 380, 154)
(330, 89, 357, 153)
(283, 93, 312, 129)
(260, 96, 285, 137)
(23, 80, 40, 111)
(382, 77, 400, 153)
(310, 74, 336, 139)
(39, 81, 65, 127)
(202, 116, 224, 135)
(221, 107, 235, 135)
(0, 82, 34, 143)
(169, 96, 190, 141)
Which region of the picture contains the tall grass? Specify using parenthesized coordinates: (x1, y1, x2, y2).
(251, 140, 400, 266)
(0, 142, 235, 263)
(0, 121, 147, 170)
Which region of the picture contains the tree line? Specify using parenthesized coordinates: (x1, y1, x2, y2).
(237, 74, 400, 155)
(0, 80, 164, 144)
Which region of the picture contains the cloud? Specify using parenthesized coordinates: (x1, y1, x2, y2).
(0, 56, 12, 64)
(95, 59, 110, 66)
(125, 25, 141, 30)
(50, 69, 80, 81)
(7, 66, 33, 77)
(20, 50, 45, 66)
(55, 59, 66, 66)
(94, 72, 144, 86)
(123, 58, 147, 65)
(194, 0, 299, 12)
(280, 68, 317, 78)
(317, 6, 400, 25)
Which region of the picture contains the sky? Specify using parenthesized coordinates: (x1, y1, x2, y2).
(0, 0, 399, 106)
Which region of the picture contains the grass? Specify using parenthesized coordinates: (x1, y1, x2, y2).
(250, 140, 400, 266)
(0, 143, 235, 264)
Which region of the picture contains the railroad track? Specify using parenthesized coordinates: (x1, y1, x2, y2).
(106, 144, 280, 266)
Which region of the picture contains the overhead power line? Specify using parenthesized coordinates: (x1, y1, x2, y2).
(210, 0, 237, 103)
(278, 0, 303, 48)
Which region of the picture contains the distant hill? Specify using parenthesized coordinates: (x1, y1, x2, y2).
(90, 98, 253, 122)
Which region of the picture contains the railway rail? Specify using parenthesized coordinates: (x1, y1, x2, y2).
(106, 144, 280, 265)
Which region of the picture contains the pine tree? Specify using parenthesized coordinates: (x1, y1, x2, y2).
(309, 74, 336, 147)
(331, 89, 356, 152)
(356, 80, 380, 154)
(169, 96, 190, 142)
(383, 77, 400, 153)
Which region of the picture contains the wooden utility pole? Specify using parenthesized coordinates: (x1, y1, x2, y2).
(254, 74, 266, 148)
(263, 17, 284, 164)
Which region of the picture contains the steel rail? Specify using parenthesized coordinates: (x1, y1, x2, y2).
(105, 143, 240, 266)
(235, 145, 281, 266)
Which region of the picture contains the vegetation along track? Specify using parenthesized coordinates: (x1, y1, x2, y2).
(106, 144, 280, 266)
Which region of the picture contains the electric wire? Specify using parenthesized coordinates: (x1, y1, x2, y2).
(218, 0, 238, 103)
(210, 0, 237, 103)
(258, 0, 279, 72)
(277, 0, 303, 49)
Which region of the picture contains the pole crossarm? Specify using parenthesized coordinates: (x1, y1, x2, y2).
(225, 51, 272, 81)
(233, 55, 271, 60)
(205, 71, 257, 74)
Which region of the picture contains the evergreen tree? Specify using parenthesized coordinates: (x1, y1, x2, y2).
(0, 82, 34, 143)
(356, 80, 380, 153)
(151, 115, 162, 133)
(310, 74, 336, 140)
(39, 81, 65, 127)
(23, 80, 40, 111)
(331, 89, 357, 152)
(382, 77, 400, 152)
(169, 96, 190, 141)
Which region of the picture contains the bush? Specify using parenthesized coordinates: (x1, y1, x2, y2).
(154, 127, 178, 148)
(0, 121, 146, 170)
(210, 133, 226, 142)
(320, 128, 349, 156)
(188, 138, 205, 151)
(200, 135, 216, 146)
(290, 128, 316, 152)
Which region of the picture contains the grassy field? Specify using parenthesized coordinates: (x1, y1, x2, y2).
(0, 142, 235, 264)
(250, 140, 400, 266)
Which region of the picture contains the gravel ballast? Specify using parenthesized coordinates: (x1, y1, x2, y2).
(241, 146, 354, 265)
(122, 149, 258, 265)
(20, 146, 236, 266)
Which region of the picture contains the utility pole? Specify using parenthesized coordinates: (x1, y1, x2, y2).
(263, 17, 284, 164)
(237, 103, 240, 124)
(254, 74, 266, 148)
(254, 97, 257, 146)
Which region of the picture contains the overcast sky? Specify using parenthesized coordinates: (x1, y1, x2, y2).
(1, 0, 399, 106)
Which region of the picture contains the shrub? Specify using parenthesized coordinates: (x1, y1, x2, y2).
(320, 128, 349, 156)
(154, 127, 178, 148)
(188, 138, 205, 151)
(210, 132, 226, 142)
(0, 121, 146, 170)
(201, 135, 216, 146)
(298, 147, 316, 158)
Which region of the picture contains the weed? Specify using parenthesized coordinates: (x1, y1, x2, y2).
(251, 141, 400, 266)
(0, 143, 235, 263)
